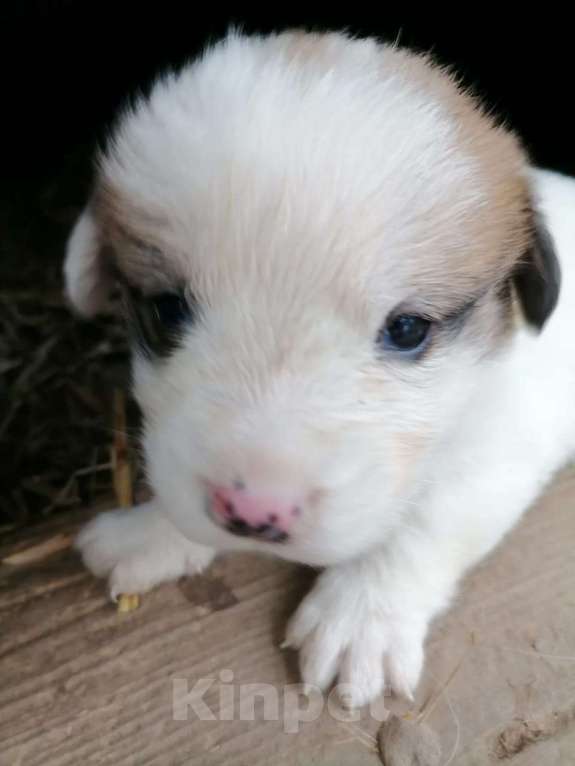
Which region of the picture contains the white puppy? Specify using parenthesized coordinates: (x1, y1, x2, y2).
(65, 30, 575, 708)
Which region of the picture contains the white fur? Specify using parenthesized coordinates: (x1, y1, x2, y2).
(64, 209, 110, 316)
(66, 32, 575, 708)
(75, 503, 214, 600)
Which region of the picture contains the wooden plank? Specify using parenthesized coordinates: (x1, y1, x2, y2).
(1, 469, 574, 764)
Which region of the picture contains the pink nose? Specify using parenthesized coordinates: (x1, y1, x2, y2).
(209, 485, 301, 542)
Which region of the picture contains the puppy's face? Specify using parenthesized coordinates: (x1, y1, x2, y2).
(65, 32, 559, 566)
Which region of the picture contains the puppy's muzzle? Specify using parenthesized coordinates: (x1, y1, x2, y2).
(208, 484, 301, 543)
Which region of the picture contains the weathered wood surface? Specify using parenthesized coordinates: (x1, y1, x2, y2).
(1, 470, 575, 765)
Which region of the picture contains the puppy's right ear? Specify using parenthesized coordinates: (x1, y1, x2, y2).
(64, 206, 114, 317)
(513, 210, 561, 331)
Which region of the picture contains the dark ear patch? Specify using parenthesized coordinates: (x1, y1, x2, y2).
(513, 212, 561, 330)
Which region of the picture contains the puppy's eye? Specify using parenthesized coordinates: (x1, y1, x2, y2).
(378, 314, 431, 354)
(125, 287, 197, 357)
(150, 292, 193, 331)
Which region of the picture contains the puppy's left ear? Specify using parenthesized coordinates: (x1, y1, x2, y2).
(513, 210, 561, 330)
(64, 205, 114, 317)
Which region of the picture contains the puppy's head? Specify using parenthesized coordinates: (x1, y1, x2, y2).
(65, 31, 559, 565)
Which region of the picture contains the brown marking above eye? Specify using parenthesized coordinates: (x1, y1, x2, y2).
(93, 182, 185, 294)
(399, 288, 485, 325)
(113, 235, 176, 293)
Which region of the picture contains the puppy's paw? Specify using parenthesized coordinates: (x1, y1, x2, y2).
(284, 568, 425, 709)
(76, 505, 214, 599)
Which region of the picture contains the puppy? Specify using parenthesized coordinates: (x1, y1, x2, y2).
(65, 30, 575, 708)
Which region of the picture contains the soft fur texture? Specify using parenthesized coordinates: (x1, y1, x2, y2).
(65, 30, 575, 708)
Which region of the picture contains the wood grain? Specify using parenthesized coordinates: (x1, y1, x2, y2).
(1, 470, 575, 765)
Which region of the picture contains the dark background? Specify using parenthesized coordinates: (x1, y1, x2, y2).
(2, 4, 574, 182)
(2, 4, 574, 266)
(1, 4, 573, 526)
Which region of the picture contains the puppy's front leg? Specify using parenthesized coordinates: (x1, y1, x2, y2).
(286, 448, 553, 708)
(284, 540, 447, 709)
(76, 502, 215, 600)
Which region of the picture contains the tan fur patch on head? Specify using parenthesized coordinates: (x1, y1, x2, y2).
(278, 30, 339, 66)
(386, 49, 531, 292)
(92, 31, 534, 321)
(266, 38, 533, 316)
(276, 32, 531, 284)
(91, 182, 183, 292)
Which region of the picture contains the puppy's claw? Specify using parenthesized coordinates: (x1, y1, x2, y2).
(286, 568, 427, 709)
